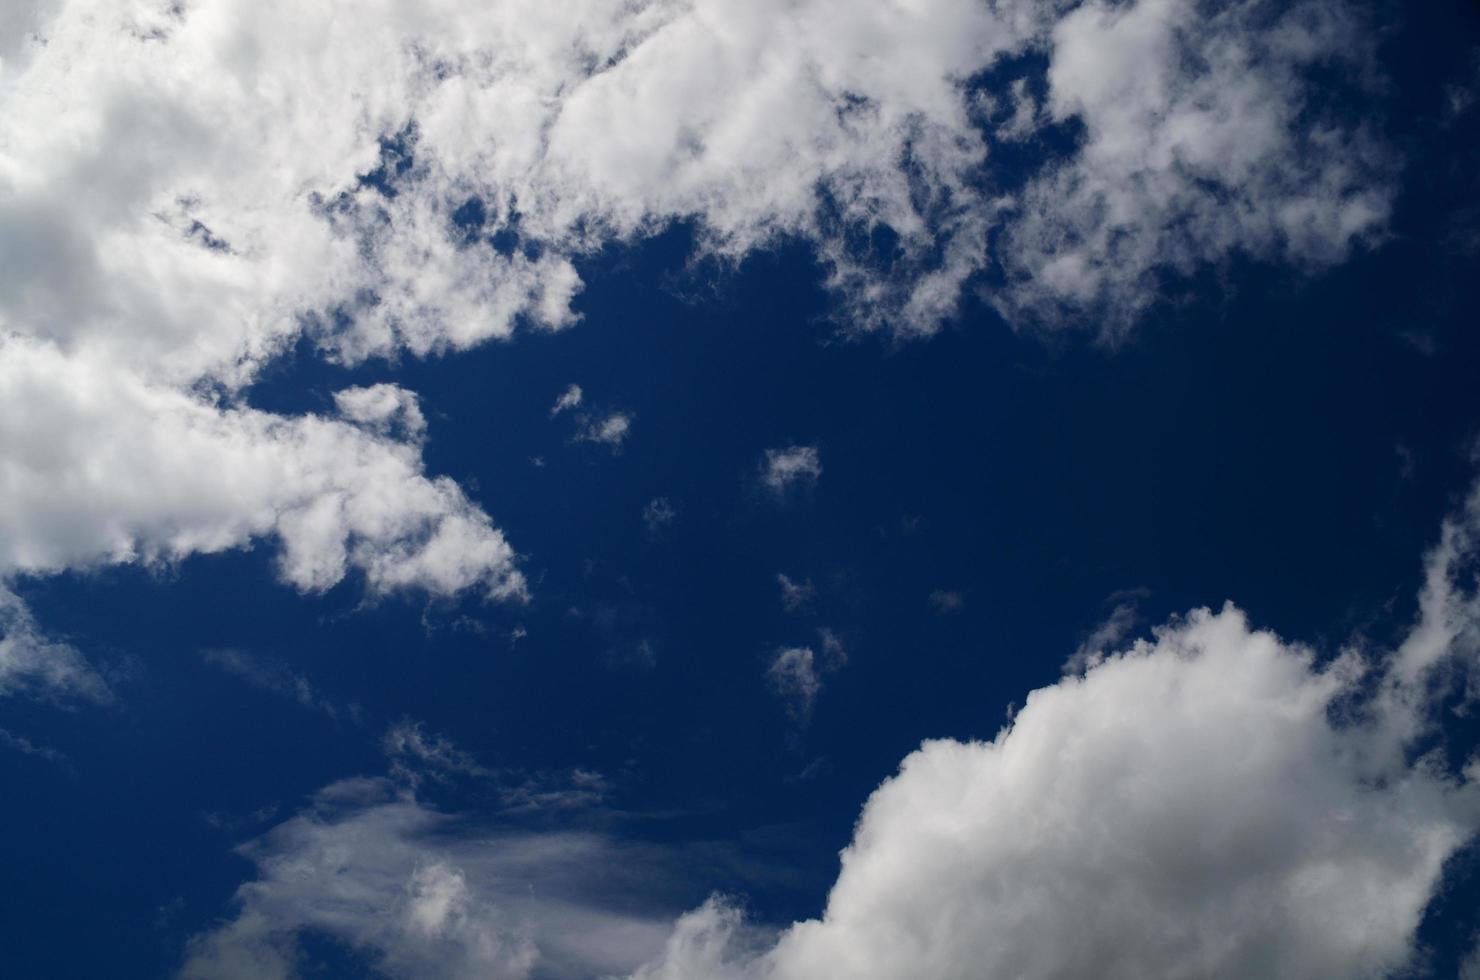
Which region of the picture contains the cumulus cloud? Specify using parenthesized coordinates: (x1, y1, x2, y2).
(0, 0, 1397, 638)
(334, 384, 428, 443)
(1, 0, 1387, 371)
(0, 338, 524, 600)
(629, 484, 1480, 980)
(184, 479, 1480, 980)
(996, 0, 1394, 331)
(759, 447, 822, 497)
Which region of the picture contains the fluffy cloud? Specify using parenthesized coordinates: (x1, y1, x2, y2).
(187, 479, 1480, 980)
(0, 0, 1396, 640)
(2, 0, 1390, 372)
(0, 338, 524, 600)
(629, 484, 1480, 979)
(996, 0, 1393, 330)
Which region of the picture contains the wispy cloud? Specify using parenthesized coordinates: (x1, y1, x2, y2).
(0, 588, 109, 704)
(776, 574, 815, 613)
(927, 589, 964, 614)
(202, 649, 360, 724)
(643, 498, 677, 535)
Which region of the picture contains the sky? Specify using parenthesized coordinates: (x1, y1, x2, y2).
(2, 1, 1480, 977)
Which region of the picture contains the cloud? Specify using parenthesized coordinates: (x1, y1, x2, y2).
(0, 726, 69, 765)
(575, 411, 634, 452)
(1, 0, 1384, 371)
(815, 628, 848, 672)
(0, 586, 109, 703)
(630, 482, 1480, 980)
(183, 477, 1480, 980)
(775, 574, 815, 613)
(766, 647, 821, 724)
(334, 384, 428, 443)
(202, 649, 360, 723)
(767, 631, 848, 725)
(642, 498, 677, 535)
(1063, 594, 1142, 674)
(0, 338, 525, 601)
(380, 719, 607, 815)
(382, 719, 492, 789)
(995, 0, 1394, 332)
(179, 779, 677, 980)
(549, 384, 584, 417)
(759, 447, 822, 497)
(926, 589, 963, 614)
(0, 0, 1396, 634)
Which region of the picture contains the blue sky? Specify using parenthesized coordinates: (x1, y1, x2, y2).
(3, 1, 1480, 977)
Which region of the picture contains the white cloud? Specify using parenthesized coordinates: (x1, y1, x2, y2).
(760, 447, 822, 497)
(1063, 595, 1141, 674)
(0, 0, 1397, 638)
(0, 586, 109, 703)
(334, 384, 428, 443)
(996, 0, 1394, 332)
(0, 337, 524, 601)
(183, 478, 1480, 980)
(629, 483, 1480, 980)
(549, 384, 584, 417)
(575, 411, 634, 452)
(179, 779, 675, 980)
(0, 0, 1386, 376)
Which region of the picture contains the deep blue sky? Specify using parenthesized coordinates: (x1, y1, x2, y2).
(3, 2, 1480, 977)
